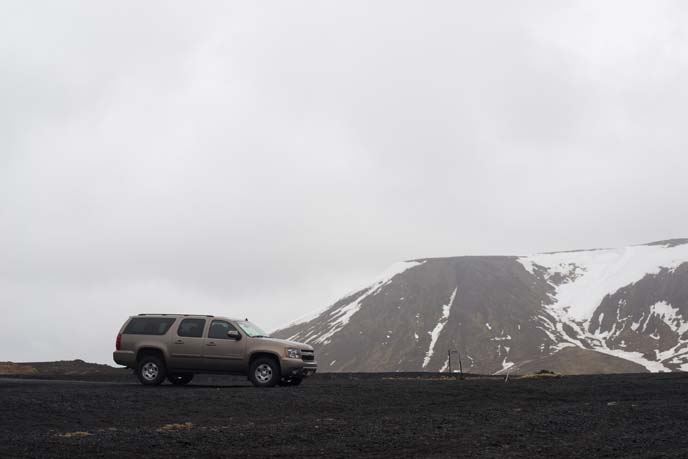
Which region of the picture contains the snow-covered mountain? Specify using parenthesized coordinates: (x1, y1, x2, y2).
(274, 239, 688, 374)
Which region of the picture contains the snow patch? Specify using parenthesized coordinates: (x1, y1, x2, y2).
(282, 260, 425, 332)
(439, 358, 449, 372)
(650, 301, 688, 335)
(422, 288, 458, 368)
(592, 347, 670, 372)
(553, 342, 576, 351)
(596, 313, 604, 332)
(494, 350, 514, 375)
(492, 334, 512, 341)
(518, 244, 688, 321)
(518, 244, 688, 372)
(307, 260, 425, 345)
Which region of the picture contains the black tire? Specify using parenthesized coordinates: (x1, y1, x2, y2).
(167, 373, 194, 385)
(278, 376, 303, 387)
(249, 357, 280, 388)
(136, 354, 166, 386)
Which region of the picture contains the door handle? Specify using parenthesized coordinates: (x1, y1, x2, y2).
(174, 340, 184, 344)
(206, 342, 216, 346)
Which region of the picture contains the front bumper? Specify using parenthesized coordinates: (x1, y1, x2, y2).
(281, 357, 318, 378)
(113, 350, 136, 368)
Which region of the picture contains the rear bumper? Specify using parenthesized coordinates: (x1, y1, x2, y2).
(113, 351, 136, 368)
(281, 358, 318, 378)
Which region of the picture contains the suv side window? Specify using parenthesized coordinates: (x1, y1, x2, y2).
(208, 320, 238, 339)
(177, 319, 206, 338)
(123, 318, 176, 335)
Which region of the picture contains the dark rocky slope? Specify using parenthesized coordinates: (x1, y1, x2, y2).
(275, 239, 688, 374)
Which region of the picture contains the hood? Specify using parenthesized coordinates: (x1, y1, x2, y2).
(252, 336, 313, 351)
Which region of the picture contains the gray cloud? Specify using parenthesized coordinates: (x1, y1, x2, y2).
(2, 1, 688, 362)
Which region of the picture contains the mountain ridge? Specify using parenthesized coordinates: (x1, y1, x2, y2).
(275, 239, 688, 374)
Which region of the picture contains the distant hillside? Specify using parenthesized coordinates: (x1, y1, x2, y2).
(509, 347, 647, 375)
(0, 362, 38, 375)
(0, 360, 126, 377)
(275, 239, 688, 374)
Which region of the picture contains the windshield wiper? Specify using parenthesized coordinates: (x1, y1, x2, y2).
(252, 335, 270, 338)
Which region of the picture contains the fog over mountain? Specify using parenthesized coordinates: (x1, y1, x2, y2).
(2, 1, 688, 363)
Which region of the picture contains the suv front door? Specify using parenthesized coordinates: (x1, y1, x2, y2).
(203, 320, 246, 372)
(169, 318, 207, 370)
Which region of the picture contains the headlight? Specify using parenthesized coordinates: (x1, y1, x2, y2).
(286, 348, 301, 359)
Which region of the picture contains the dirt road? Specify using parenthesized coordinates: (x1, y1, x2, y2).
(1, 373, 687, 458)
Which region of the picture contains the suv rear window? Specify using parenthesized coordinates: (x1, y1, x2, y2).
(123, 318, 176, 335)
(178, 319, 206, 338)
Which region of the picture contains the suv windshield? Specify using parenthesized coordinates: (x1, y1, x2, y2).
(237, 321, 269, 338)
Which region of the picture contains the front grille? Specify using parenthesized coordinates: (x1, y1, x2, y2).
(301, 350, 315, 362)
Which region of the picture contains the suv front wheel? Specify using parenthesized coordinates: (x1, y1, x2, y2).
(249, 357, 280, 387)
(136, 355, 167, 386)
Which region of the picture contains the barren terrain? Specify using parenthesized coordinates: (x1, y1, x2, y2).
(2, 373, 688, 458)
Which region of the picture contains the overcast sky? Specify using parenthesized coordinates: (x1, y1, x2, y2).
(2, 1, 688, 363)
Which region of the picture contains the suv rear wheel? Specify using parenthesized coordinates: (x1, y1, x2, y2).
(249, 357, 280, 387)
(167, 373, 194, 385)
(136, 354, 166, 386)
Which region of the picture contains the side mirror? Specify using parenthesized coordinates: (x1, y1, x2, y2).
(227, 330, 241, 340)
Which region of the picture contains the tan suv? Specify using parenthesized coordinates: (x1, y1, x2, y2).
(113, 314, 317, 387)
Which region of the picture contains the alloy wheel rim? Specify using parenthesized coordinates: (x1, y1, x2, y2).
(142, 362, 159, 381)
(255, 364, 273, 383)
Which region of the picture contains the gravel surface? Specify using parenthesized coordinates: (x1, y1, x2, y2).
(2, 373, 688, 458)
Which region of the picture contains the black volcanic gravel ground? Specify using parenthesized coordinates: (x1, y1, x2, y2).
(2, 373, 688, 458)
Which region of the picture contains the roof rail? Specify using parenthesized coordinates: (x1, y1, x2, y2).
(137, 313, 214, 317)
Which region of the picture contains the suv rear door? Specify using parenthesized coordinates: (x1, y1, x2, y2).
(168, 318, 207, 370)
(202, 320, 246, 372)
